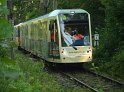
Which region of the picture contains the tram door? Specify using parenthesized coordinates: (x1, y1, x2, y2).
(49, 20, 60, 59)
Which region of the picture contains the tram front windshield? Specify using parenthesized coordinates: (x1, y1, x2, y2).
(59, 13, 90, 47)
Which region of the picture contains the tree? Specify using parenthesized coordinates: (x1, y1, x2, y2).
(0, 0, 13, 57)
(13, 0, 45, 24)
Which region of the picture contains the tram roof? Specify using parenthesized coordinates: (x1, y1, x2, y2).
(15, 9, 88, 26)
(48, 9, 88, 17)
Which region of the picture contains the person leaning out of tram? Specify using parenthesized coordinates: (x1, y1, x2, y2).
(71, 30, 84, 46)
(72, 30, 84, 41)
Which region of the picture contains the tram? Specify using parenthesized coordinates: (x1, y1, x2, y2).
(14, 9, 92, 63)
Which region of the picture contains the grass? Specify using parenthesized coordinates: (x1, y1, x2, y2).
(0, 50, 89, 92)
(11, 51, 62, 92)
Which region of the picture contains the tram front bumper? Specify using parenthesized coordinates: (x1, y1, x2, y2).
(61, 55, 92, 63)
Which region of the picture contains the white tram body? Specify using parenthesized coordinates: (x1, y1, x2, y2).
(14, 9, 92, 63)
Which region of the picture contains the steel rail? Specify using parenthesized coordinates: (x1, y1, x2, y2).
(85, 69, 124, 86)
(63, 73, 98, 92)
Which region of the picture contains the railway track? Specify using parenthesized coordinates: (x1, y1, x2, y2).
(62, 70, 124, 92)
(19, 50, 124, 91)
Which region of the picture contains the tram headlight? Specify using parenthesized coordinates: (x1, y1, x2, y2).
(61, 49, 68, 56)
(87, 50, 89, 53)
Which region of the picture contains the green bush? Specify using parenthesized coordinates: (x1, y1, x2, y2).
(110, 49, 124, 79)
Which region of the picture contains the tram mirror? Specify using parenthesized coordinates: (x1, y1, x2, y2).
(49, 21, 54, 31)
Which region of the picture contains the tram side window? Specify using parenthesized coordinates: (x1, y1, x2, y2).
(30, 23, 34, 39)
(34, 23, 38, 40)
(49, 20, 59, 57)
(24, 25, 28, 37)
(49, 20, 54, 42)
(38, 22, 42, 40)
(37, 22, 41, 40)
(49, 20, 59, 45)
(21, 26, 24, 37)
(26, 25, 28, 37)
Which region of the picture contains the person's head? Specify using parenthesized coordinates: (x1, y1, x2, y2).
(74, 30, 78, 35)
(71, 30, 75, 35)
(71, 28, 78, 35)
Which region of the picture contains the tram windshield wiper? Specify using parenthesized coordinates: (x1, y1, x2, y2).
(72, 46, 77, 50)
(62, 36, 77, 50)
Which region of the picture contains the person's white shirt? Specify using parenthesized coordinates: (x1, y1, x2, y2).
(60, 23, 73, 46)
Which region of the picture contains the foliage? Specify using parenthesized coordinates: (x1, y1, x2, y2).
(12, 52, 58, 92)
(99, 49, 124, 80)
(0, 0, 9, 17)
(0, 0, 13, 55)
(0, 54, 19, 92)
(111, 49, 124, 79)
(0, 19, 13, 39)
(13, 0, 45, 24)
(99, 0, 124, 57)
(93, 0, 124, 81)
(0, 0, 12, 39)
(0, 50, 60, 92)
(0, 0, 16, 92)
(83, 0, 105, 31)
(56, 0, 85, 9)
